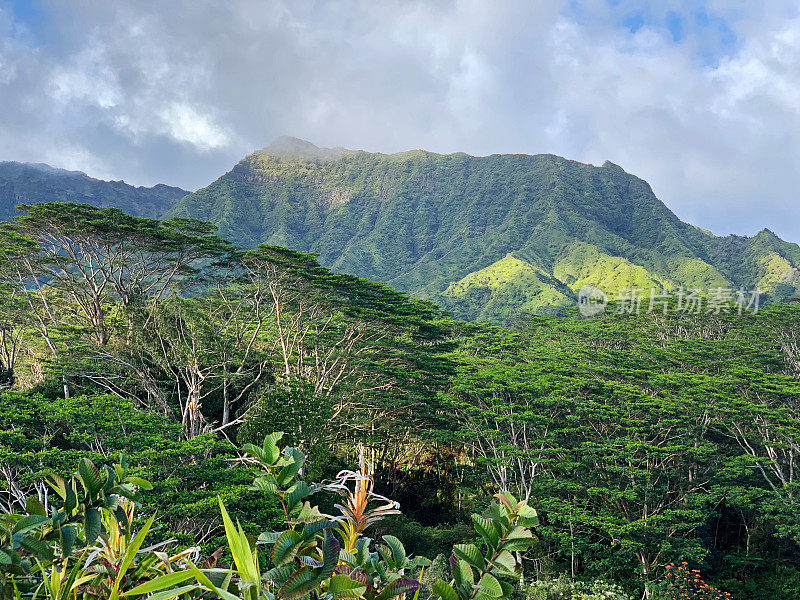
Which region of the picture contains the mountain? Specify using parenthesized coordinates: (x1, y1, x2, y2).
(162, 137, 799, 322)
(0, 162, 189, 220)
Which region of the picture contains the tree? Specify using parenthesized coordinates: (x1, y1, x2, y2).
(0, 202, 231, 342)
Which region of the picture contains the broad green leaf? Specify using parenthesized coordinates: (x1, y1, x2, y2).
(328, 574, 367, 598)
(452, 559, 473, 586)
(489, 550, 517, 576)
(286, 481, 312, 512)
(374, 578, 420, 600)
(271, 529, 304, 565)
(471, 515, 501, 548)
(433, 580, 460, 600)
(263, 432, 284, 464)
(12, 514, 48, 535)
(381, 535, 406, 568)
(84, 507, 101, 545)
(126, 476, 153, 490)
(122, 569, 197, 596)
(279, 566, 317, 600)
(478, 573, 502, 598)
(26, 497, 46, 516)
(78, 458, 103, 496)
(452, 544, 484, 571)
(276, 448, 305, 486)
(501, 527, 534, 552)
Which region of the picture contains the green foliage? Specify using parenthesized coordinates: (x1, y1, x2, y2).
(0, 391, 279, 555)
(4, 198, 800, 598)
(443, 304, 800, 592)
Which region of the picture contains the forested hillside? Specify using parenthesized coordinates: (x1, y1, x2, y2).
(167, 137, 800, 323)
(3, 203, 800, 599)
(0, 162, 189, 220)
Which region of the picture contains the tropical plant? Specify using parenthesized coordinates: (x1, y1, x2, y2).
(0, 454, 151, 598)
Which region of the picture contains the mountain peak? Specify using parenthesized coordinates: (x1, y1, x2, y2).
(601, 160, 625, 171)
(261, 136, 352, 160)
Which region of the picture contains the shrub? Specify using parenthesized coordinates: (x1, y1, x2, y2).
(525, 574, 632, 600)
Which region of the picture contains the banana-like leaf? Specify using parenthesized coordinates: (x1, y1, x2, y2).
(78, 458, 103, 497)
(271, 529, 304, 565)
(452, 544, 484, 571)
(374, 578, 420, 600)
(380, 536, 406, 569)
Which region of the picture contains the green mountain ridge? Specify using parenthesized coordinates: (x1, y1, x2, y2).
(0, 161, 190, 219)
(3, 139, 798, 324)
(164, 136, 800, 323)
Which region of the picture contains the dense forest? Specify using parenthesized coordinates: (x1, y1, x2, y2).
(2, 203, 800, 599)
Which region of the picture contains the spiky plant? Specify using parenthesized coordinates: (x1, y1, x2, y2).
(323, 456, 401, 553)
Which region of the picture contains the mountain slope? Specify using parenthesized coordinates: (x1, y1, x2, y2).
(168, 137, 800, 323)
(0, 162, 189, 220)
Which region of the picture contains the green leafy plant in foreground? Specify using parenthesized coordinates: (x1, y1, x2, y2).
(0, 455, 152, 597)
(126, 432, 538, 600)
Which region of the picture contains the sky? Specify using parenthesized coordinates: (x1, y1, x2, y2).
(1, 1, 799, 241)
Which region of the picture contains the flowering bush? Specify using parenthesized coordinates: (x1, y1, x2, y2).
(651, 563, 733, 600)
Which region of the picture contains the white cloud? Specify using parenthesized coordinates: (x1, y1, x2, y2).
(158, 102, 231, 150)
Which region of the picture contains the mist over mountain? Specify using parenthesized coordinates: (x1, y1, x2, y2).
(163, 137, 800, 323)
(0, 161, 190, 221)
